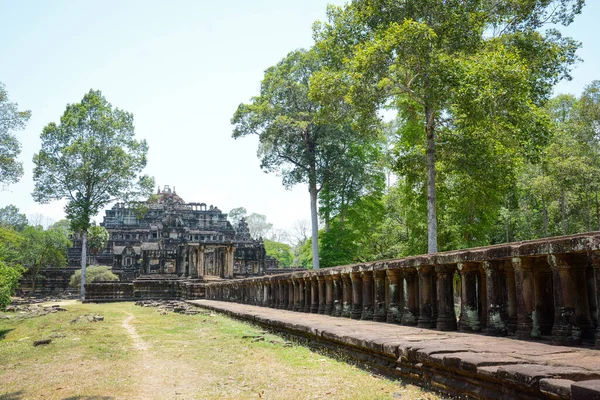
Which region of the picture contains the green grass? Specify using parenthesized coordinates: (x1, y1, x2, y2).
(0, 301, 443, 400)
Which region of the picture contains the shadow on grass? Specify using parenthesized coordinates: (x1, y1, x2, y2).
(0, 328, 14, 340)
(0, 391, 25, 400)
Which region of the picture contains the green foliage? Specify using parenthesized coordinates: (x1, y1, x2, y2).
(0, 82, 31, 187)
(0, 226, 24, 309)
(69, 265, 118, 288)
(311, 0, 582, 253)
(0, 260, 23, 310)
(0, 205, 28, 231)
(88, 225, 109, 255)
(264, 239, 294, 267)
(296, 237, 314, 269)
(18, 225, 71, 271)
(32, 89, 154, 234)
(489, 81, 600, 242)
(49, 219, 72, 237)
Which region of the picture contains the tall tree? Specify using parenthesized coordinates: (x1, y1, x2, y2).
(32, 89, 153, 298)
(0, 82, 30, 187)
(0, 205, 28, 231)
(312, 0, 582, 253)
(232, 49, 328, 268)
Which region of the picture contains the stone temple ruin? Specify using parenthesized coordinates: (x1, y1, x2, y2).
(63, 186, 285, 300)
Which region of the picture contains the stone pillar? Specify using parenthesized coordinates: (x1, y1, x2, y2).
(276, 280, 284, 309)
(198, 247, 205, 277)
(287, 279, 294, 310)
(350, 272, 362, 319)
(317, 276, 326, 314)
(304, 277, 312, 313)
(478, 266, 487, 331)
(386, 269, 403, 323)
(267, 281, 275, 308)
(332, 273, 342, 317)
(310, 277, 319, 313)
(223, 247, 229, 278)
(436, 265, 457, 331)
(587, 267, 597, 329)
(227, 246, 235, 278)
(361, 271, 374, 320)
(458, 262, 481, 332)
(297, 278, 305, 312)
(504, 261, 518, 334)
(513, 257, 538, 339)
(403, 269, 418, 325)
(325, 275, 334, 315)
(263, 283, 269, 306)
(533, 259, 554, 336)
(341, 274, 352, 318)
(548, 254, 594, 346)
(189, 248, 197, 278)
(257, 282, 262, 305)
(591, 252, 600, 349)
(282, 279, 289, 310)
(292, 278, 300, 311)
(483, 261, 508, 336)
(373, 270, 387, 322)
(417, 266, 435, 328)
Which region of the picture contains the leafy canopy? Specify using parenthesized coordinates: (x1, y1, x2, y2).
(0, 82, 31, 187)
(0, 205, 28, 232)
(32, 89, 154, 233)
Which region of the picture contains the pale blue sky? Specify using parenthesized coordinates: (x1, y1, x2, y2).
(1, 1, 598, 234)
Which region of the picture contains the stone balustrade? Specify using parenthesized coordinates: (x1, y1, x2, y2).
(205, 232, 600, 349)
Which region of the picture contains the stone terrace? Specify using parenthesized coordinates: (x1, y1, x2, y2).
(202, 232, 600, 398)
(190, 299, 600, 399)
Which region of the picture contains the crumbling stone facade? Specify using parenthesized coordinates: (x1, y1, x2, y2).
(69, 185, 270, 280)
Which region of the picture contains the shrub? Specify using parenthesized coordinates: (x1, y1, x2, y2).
(0, 261, 23, 310)
(69, 266, 119, 288)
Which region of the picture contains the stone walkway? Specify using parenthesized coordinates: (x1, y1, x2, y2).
(189, 300, 600, 399)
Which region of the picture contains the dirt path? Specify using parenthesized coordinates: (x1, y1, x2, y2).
(122, 314, 148, 351)
(122, 314, 168, 399)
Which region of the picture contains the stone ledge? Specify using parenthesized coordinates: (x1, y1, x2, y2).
(189, 300, 600, 400)
(571, 380, 600, 400)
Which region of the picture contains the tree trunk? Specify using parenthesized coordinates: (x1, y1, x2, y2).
(309, 181, 320, 270)
(425, 108, 438, 254)
(80, 231, 88, 300)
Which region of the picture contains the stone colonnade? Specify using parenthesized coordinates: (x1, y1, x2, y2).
(186, 245, 235, 279)
(206, 234, 600, 349)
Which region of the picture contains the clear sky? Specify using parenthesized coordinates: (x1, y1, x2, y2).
(1, 1, 599, 234)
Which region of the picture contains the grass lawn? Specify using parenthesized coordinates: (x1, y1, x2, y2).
(0, 301, 443, 400)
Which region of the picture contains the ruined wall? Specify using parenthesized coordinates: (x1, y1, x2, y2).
(85, 278, 206, 302)
(19, 268, 79, 296)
